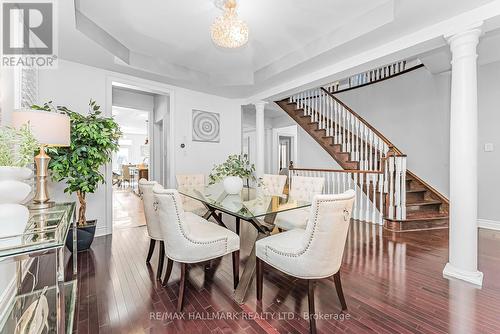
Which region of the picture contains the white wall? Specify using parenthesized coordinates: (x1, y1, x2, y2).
(112, 87, 154, 111)
(119, 133, 148, 165)
(478, 61, 500, 222)
(173, 88, 242, 176)
(337, 67, 451, 197)
(152, 95, 170, 184)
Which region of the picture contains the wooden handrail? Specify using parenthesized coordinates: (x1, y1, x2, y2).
(320, 87, 404, 156)
(327, 64, 424, 95)
(286, 63, 423, 102)
(290, 167, 384, 175)
(288, 147, 406, 175)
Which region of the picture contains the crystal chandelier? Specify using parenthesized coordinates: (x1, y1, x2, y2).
(211, 0, 249, 48)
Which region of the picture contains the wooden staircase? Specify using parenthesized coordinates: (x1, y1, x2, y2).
(276, 73, 449, 232)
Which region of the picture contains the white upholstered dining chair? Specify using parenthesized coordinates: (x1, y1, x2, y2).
(138, 179, 165, 280)
(153, 186, 240, 311)
(176, 174, 207, 216)
(256, 190, 355, 334)
(261, 174, 287, 196)
(274, 175, 325, 230)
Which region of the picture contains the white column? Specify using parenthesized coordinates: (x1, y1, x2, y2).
(254, 101, 267, 180)
(443, 24, 483, 286)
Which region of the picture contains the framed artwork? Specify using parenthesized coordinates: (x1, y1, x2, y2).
(192, 110, 220, 142)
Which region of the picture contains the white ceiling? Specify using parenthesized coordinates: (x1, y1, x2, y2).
(56, 0, 500, 98)
(78, 0, 388, 76)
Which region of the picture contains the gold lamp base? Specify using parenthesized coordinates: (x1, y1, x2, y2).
(30, 146, 54, 210)
(28, 201, 55, 210)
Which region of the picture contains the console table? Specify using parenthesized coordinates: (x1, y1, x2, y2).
(0, 202, 77, 333)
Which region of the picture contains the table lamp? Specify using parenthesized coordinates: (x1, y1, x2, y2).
(12, 110, 71, 209)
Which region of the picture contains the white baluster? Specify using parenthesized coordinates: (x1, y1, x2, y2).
(369, 131, 374, 171)
(394, 157, 402, 220)
(378, 173, 384, 225)
(371, 174, 377, 224)
(327, 92, 332, 136)
(352, 173, 358, 220)
(388, 156, 395, 219)
(358, 173, 364, 221)
(401, 157, 407, 220)
(365, 174, 371, 222)
(363, 126, 369, 170)
(342, 173, 347, 193)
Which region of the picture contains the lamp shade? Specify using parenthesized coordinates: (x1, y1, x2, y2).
(12, 110, 70, 147)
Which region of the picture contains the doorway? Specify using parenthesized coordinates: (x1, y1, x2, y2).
(110, 84, 170, 231)
(272, 125, 298, 173)
(112, 90, 152, 229)
(278, 135, 292, 171)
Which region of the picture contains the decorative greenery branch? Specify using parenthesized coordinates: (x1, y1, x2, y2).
(208, 154, 256, 185)
(32, 100, 122, 226)
(0, 125, 38, 167)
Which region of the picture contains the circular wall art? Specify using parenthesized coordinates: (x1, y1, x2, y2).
(192, 110, 220, 142)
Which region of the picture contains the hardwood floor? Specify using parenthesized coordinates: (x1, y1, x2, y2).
(112, 189, 146, 229)
(33, 219, 500, 333)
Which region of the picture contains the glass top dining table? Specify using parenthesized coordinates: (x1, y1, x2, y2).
(178, 184, 311, 220)
(178, 184, 312, 304)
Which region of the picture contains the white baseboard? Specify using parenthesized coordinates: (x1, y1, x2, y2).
(443, 262, 483, 286)
(478, 219, 500, 231)
(95, 225, 111, 237)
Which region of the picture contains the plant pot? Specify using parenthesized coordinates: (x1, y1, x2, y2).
(66, 220, 97, 252)
(223, 176, 243, 195)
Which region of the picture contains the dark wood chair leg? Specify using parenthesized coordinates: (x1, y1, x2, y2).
(232, 250, 240, 290)
(235, 217, 240, 235)
(256, 257, 263, 301)
(146, 239, 156, 263)
(162, 258, 173, 286)
(156, 241, 165, 280)
(177, 263, 187, 312)
(333, 271, 348, 310)
(308, 280, 317, 334)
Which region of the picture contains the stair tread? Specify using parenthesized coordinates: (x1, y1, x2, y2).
(406, 188, 427, 193)
(386, 212, 448, 222)
(406, 200, 442, 206)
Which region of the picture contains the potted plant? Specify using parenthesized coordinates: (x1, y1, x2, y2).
(208, 154, 256, 194)
(0, 124, 38, 241)
(32, 100, 121, 251)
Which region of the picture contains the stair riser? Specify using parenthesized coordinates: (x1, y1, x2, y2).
(384, 219, 448, 232)
(406, 192, 426, 202)
(406, 203, 441, 212)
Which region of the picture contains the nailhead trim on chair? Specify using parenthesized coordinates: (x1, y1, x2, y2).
(160, 193, 228, 251)
(265, 199, 350, 259)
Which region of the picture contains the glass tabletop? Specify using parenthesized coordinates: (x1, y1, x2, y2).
(178, 184, 311, 220)
(0, 202, 76, 259)
(0, 280, 77, 334)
